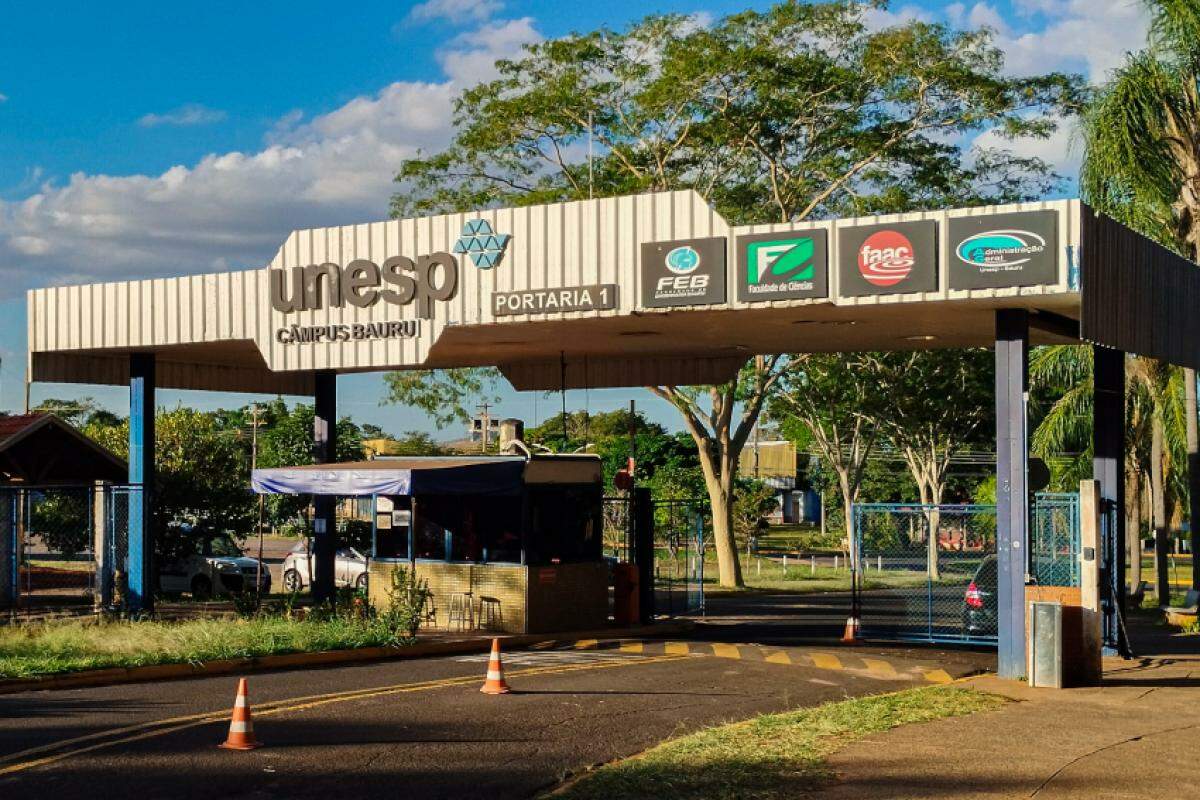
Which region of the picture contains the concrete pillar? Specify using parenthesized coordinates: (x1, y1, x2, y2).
(128, 353, 155, 613)
(312, 370, 337, 604)
(1078, 479, 1103, 685)
(995, 310, 1030, 680)
(93, 481, 111, 611)
(1092, 345, 1128, 654)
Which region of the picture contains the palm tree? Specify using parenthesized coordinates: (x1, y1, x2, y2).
(1080, 0, 1200, 592)
(1030, 346, 1185, 601)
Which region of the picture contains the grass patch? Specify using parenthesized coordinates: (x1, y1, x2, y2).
(0, 615, 413, 680)
(550, 686, 1004, 800)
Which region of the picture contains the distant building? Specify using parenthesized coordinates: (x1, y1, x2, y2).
(737, 439, 820, 525)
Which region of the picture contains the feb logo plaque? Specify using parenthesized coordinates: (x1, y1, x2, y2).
(837, 220, 937, 297)
(736, 229, 828, 302)
(640, 236, 727, 308)
(948, 210, 1058, 290)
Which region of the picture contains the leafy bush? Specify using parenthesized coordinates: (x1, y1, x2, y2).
(376, 566, 430, 642)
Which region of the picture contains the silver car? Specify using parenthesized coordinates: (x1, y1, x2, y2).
(281, 543, 368, 592)
(158, 534, 271, 599)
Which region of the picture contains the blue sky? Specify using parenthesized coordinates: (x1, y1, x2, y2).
(0, 0, 1150, 435)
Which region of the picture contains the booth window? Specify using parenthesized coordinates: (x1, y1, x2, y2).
(525, 484, 602, 565)
(405, 494, 523, 563)
(373, 497, 411, 560)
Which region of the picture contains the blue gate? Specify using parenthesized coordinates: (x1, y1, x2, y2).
(852, 494, 1080, 646)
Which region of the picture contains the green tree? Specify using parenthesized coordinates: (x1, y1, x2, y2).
(85, 408, 258, 563)
(382, 369, 501, 428)
(874, 349, 994, 579)
(256, 402, 365, 528)
(1080, 0, 1200, 591)
(390, 1, 1083, 587)
(772, 353, 889, 559)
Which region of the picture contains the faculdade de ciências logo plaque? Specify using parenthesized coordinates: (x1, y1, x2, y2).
(948, 210, 1058, 290)
(837, 220, 938, 297)
(736, 229, 829, 302)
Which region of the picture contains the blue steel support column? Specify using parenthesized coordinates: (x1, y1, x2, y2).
(995, 310, 1029, 679)
(128, 353, 156, 613)
(312, 370, 337, 604)
(1093, 345, 1127, 654)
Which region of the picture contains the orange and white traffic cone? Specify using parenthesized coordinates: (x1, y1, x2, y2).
(218, 678, 262, 750)
(840, 616, 861, 644)
(480, 638, 511, 695)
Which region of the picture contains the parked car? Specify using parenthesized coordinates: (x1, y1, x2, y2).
(962, 554, 998, 637)
(281, 543, 368, 592)
(159, 534, 271, 599)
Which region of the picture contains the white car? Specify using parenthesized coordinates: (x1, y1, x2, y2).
(158, 534, 271, 599)
(281, 543, 368, 592)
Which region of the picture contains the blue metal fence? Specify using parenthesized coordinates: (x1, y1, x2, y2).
(851, 494, 1080, 646)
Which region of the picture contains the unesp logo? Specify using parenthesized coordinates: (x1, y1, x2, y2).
(454, 219, 511, 269)
(747, 236, 816, 285)
(956, 229, 1046, 269)
(664, 245, 701, 274)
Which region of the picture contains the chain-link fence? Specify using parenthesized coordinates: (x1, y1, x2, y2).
(602, 495, 632, 564)
(653, 498, 708, 616)
(9, 486, 98, 609)
(853, 494, 1081, 646)
(1030, 492, 1080, 588)
(853, 503, 998, 644)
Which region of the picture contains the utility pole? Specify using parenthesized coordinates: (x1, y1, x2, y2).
(476, 401, 493, 453)
(250, 403, 266, 603)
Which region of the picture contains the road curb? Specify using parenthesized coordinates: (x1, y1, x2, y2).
(0, 620, 694, 695)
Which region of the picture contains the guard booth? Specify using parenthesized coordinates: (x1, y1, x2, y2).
(252, 454, 609, 633)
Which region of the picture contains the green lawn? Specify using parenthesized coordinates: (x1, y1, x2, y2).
(666, 552, 953, 596)
(549, 686, 1005, 800)
(0, 615, 415, 680)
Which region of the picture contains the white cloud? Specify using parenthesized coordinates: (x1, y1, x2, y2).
(407, 0, 502, 25)
(0, 20, 541, 297)
(137, 103, 228, 128)
(973, 117, 1082, 183)
(438, 17, 541, 84)
(951, 1, 1148, 82)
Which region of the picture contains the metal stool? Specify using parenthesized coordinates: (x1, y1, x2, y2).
(478, 596, 503, 631)
(422, 591, 438, 628)
(447, 591, 475, 631)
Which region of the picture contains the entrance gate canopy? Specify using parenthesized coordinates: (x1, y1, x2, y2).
(26, 191, 1200, 393)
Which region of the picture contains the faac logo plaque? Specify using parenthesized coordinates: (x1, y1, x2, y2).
(736, 229, 828, 302)
(837, 220, 937, 297)
(640, 237, 727, 308)
(948, 210, 1058, 290)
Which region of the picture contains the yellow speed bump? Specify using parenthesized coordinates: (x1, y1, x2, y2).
(810, 652, 844, 671)
(618, 641, 644, 654)
(710, 643, 742, 660)
(664, 642, 691, 656)
(862, 657, 899, 679)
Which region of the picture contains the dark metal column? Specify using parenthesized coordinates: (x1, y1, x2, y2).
(995, 310, 1029, 679)
(312, 370, 337, 604)
(632, 487, 655, 625)
(129, 352, 156, 613)
(1093, 345, 1128, 654)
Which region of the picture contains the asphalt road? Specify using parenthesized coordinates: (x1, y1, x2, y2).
(0, 644, 904, 799)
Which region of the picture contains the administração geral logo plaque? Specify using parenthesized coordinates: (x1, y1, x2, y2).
(948, 210, 1058, 290)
